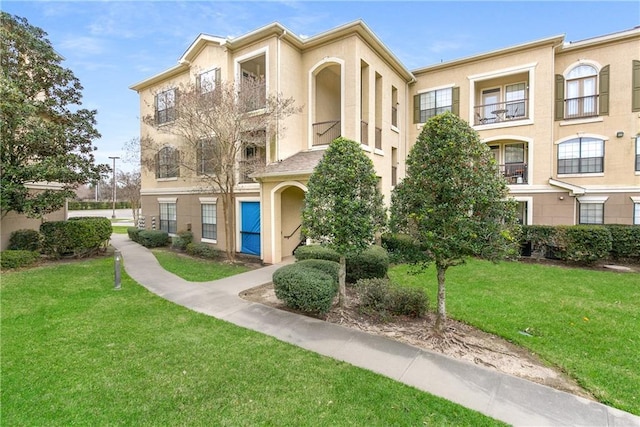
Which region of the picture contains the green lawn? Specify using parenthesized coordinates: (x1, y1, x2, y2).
(151, 248, 251, 281)
(389, 259, 640, 415)
(111, 225, 130, 234)
(1, 258, 500, 426)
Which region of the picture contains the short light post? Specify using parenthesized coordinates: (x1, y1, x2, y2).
(109, 156, 120, 219)
(114, 249, 122, 290)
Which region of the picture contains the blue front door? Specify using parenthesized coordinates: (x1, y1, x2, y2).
(240, 201, 260, 256)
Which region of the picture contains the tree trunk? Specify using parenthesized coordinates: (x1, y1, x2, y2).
(434, 262, 448, 334)
(222, 192, 236, 262)
(338, 255, 347, 307)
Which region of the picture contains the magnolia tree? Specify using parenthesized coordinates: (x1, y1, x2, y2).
(141, 77, 299, 262)
(0, 12, 108, 218)
(390, 112, 520, 334)
(302, 137, 386, 306)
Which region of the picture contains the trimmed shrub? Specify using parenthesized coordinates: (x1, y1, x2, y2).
(273, 263, 338, 315)
(553, 225, 612, 265)
(295, 259, 340, 286)
(0, 250, 40, 269)
(137, 230, 170, 248)
(381, 233, 427, 264)
(127, 227, 141, 243)
(606, 225, 640, 261)
(8, 229, 42, 252)
(185, 242, 222, 260)
(346, 245, 389, 283)
(357, 278, 429, 318)
(172, 230, 194, 251)
(294, 245, 339, 262)
(40, 218, 112, 258)
(68, 201, 131, 210)
(520, 225, 557, 258)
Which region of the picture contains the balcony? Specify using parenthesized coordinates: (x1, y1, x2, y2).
(499, 163, 528, 184)
(313, 120, 340, 146)
(474, 99, 528, 126)
(564, 95, 598, 119)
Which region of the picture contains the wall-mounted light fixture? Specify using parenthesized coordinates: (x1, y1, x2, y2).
(616, 131, 624, 138)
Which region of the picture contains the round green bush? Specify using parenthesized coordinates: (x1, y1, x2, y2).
(356, 278, 429, 318)
(346, 245, 389, 283)
(295, 259, 340, 287)
(294, 245, 339, 262)
(40, 218, 112, 258)
(273, 263, 338, 315)
(137, 230, 170, 248)
(1, 250, 40, 269)
(172, 230, 194, 251)
(8, 229, 42, 252)
(185, 242, 221, 259)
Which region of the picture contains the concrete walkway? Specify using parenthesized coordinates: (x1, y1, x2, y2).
(110, 234, 640, 426)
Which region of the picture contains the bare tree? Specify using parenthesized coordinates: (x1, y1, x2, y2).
(117, 170, 141, 224)
(141, 76, 300, 262)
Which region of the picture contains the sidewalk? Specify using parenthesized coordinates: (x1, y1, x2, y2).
(110, 234, 640, 426)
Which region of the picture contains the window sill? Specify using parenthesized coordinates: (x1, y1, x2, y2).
(361, 144, 372, 153)
(374, 148, 384, 156)
(391, 125, 400, 134)
(559, 116, 603, 126)
(557, 173, 604, 178)
(156, 177, 178, 182)
(201, 238, 218, 244)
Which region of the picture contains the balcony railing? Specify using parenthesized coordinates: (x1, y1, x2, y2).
(375, 127, 382, 150)
(361, 121, 369, 146)
(499, 163, 528, 184)
(564, 95, 598, 119)
(313, 120, 340, 146)
(474, 99, 528, 125)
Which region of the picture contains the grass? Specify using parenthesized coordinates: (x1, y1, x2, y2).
(389, 259, 640, 415)
(0, 258, 501, 426)
(151, 248, 251, 282)
(111, 225, 130, 234)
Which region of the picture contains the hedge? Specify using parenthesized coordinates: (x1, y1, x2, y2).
(8, 229, 42, 252)
(295, 259, 340, 284)
(294, 244, 390, 283)
(1, 250, 40, 269)
(68, 201, 131, 210)
(356, 278, 429, 318)
(185, 242, 222, 260)
(136, 230, 170, 248)
(381, 233, 427, 264)
(171, 230, 194, 251)
(272, 263, 338, 315)
(553, 225, 612, 265)
(40, 217, 112, 258)
(605, 225, 640, 260)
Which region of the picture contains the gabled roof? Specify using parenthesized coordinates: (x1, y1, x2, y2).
(252, 150, 325, 179)
(130, 20, 414, 92)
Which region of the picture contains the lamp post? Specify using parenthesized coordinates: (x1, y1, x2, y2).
(109, 156, 120, 219)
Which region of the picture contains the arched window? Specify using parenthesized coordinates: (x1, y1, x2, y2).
(558, 137, 603, 174)
(155, 146, 180, 179)
(565, 65, 597, 118)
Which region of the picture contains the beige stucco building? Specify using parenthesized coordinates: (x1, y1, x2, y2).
(130, 21, 640, 265)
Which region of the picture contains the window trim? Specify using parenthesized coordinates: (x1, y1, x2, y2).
(155, 88, 176, 125)
(414, 85, 456, 123)
(576, 195, 608, 225)
(631, 197, 640, 225)
(156, 146, 180, 179)
(200, 201, 218, 243)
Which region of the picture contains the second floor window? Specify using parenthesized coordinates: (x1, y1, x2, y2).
(558, 137, 603, 174)
(155, 89, 176, 124)
(197, 138, 217, 175)
(413, 87, 458, 123)
(555, 64, 609, 120)
(197, 68, 220, 95)
(156, 146, 180, 179)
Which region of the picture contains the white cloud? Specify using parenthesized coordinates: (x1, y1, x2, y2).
(58, 36, 106, 56)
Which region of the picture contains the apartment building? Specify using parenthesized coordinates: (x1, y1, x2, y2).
(130, 21, 640, 264)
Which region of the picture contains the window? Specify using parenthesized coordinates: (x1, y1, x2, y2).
(155, 146, 180, 179)
(240, 130, 265, 183)
(579, 203, 604, 225)
(558, 137, 603, 174)
(634, 203, 640, 225)
(516, 201, 528, 225)
(505, 83, 526, 118)
(391, 86, 398, 127)
(197, 68, 220, 94)
(413, 87, 458, 123)
(159, 202, 177, 234)
(636, 136, 640, 172)
(201, 203, 217, 240)
(155, 88, 176, 124)
(197, 138, 216, 175)
(566, 65, 597, 118)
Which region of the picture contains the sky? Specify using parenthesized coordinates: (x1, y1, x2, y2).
(3, 0, 639, 173)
